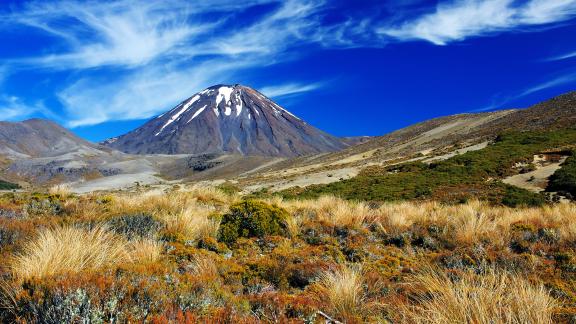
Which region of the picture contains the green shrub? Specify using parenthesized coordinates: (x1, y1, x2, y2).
(107, 213, 163, 240)
(25, 194, 63, 216)
(216, 182, 241, 195)
(501, 185, 545, 207)
(0, 180, 19, 190)
(0, 227, 22, 248)
(217, 200, 288, 245)
(547, 154, 576, 199)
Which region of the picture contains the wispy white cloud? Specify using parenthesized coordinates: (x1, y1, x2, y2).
(58, 59, 254, 127)
(2, 0, 331, 127)
(2, 0, 576, 127)
(520, 0, 576, 24)
(474, 71, 576, 111)
(4, 0, 273, 69)
(259, 82, 325, 98)
(379, 0, 576, 45)
(519, 72, 576, 97)
(0, 96, 48, 121)
(548, 50, 576, 61)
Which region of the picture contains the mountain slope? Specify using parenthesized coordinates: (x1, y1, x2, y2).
(349, 91, 576, 159)
(0, 118, 104, 158)
(234, 91, 576, 193)
(103, 84, 350, 157)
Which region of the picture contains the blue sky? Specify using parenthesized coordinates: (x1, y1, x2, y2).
(1, 0, 576, 142)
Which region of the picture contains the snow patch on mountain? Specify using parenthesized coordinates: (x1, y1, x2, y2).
(155, 95, 200, 136)
(188, 105, 207, 123)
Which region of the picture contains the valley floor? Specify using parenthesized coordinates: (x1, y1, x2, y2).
(1, 187, 575, 323)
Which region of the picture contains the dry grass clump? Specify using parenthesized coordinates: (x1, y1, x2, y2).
(155, 204, 220, 241)
(284, 213, 303, 238)
(130, 239, 163, 264)
(189, 254, 220, 281)
(48, 184, 72, 198)
(186, 186, 238, 204)
(314, 196, 373, 227)
(110, 187, 234, 217)
(403, 268, 557, 324)
(317, 265, 366, 320)
(375, 201, 439, 233)
(11, 226, 131, 280)
(111, 191, 186, 215)
(496, 203, 576, 242)
(446, 202, 499, 245)
(279, 195, 374, 228)
(371, 200, 576, 246)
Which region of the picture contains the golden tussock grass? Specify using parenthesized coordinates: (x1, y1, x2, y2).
(11, 226, 131, 280)
(10, 225, 163, 280)
(155, 204, 220, 241)
(189, 254, 220, 281)
(402, 268, 558, 324)
(375, 201, 438, 233)
(186, 186, 238, 204)
(278, 195, 374, 228)
(275, 197, 576, 246)
(62, 198, 101, 221)
(130, 239, 163, 264)
(48, 184, 72, 197)
(317, 265, 366, 320)
(284, 213, 303, 238)
(110, 187, 235, 216)
(371, 200, 576, 246)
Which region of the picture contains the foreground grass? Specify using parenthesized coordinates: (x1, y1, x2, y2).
(0, 189, 575, 322)
(11, 226, 131, 280)
(403, 268, 557, 324)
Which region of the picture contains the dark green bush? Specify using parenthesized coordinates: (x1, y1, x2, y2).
(25, 195, 63, 216)
(0, 227, 21, 248)
(107, 213, 163, 240)
(501, 185, 546, 207)
(217, 200, 288, 245)
(216, 182, 241, 195)
(0, 180, 19, 190)
(547, 154, 576, 199)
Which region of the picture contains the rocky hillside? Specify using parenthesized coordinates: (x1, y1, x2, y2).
(0, 118, 104, 159)
(103, 84, 353, 157)
(234, 91, 576, 193)
(349, 90, 576, 160)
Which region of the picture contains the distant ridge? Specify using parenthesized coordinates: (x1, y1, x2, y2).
(0, 118, 103, 158)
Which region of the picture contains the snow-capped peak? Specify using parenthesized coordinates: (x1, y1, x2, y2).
(103, 83, 347, 157)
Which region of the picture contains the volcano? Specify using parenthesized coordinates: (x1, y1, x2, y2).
(103, 84, 351, 157)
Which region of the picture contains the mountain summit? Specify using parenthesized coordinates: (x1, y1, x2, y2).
(103, 84, 350, 157)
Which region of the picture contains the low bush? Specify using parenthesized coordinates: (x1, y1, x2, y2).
(107, 213, 163, 240)
(217, 200, 288, 245)
(0, 180, 19, 190)
(25, 194, 63, 216)
(547, 154, 576, 199)
(501, 185, 546, 207)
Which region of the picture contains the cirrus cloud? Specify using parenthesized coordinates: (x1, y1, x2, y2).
(379, 0, 576, 45)
(2, 0, 576, 128)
